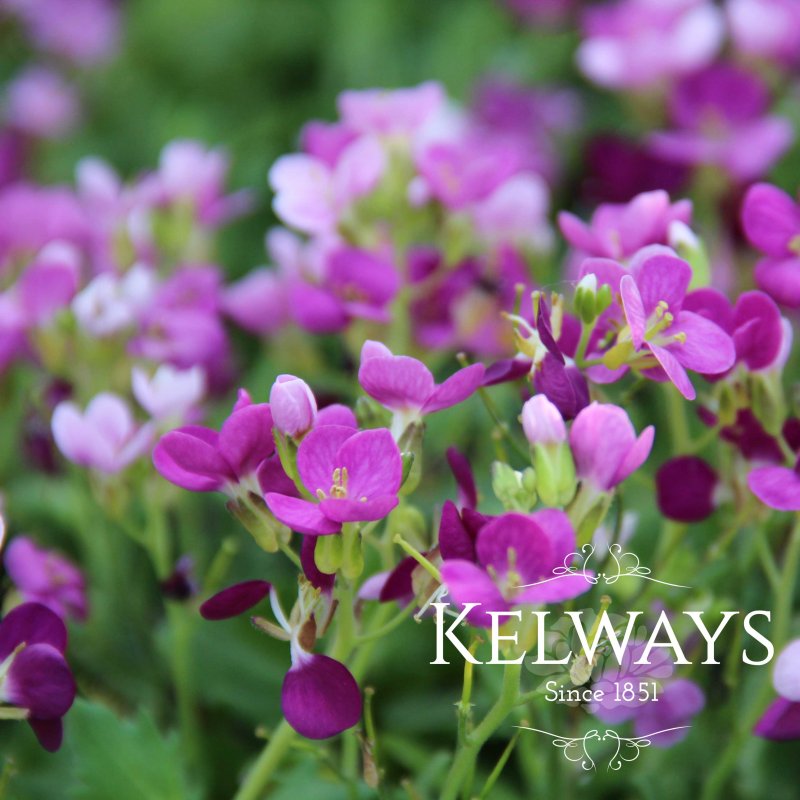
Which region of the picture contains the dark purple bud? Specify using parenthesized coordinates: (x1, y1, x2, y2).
(656, 457, 718, 522)
(160, 556, 198, 602)
(446, 447, 477, 510)
(534, 354, 589, 421)
(199, 580, 271, 620)
(439, 501, 478, 562)
(281, 653, 362, 739)
(300, 537, 335, 594)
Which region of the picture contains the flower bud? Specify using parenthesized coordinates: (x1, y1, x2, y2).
(270, 374, 318, 437)
(574, 273, 597, 324)
(491, 461, 537, 513)
(521, 395, 567, 445)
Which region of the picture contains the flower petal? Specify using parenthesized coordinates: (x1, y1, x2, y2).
(153, 427, 231, 492)
(656, 456, 717, 522)
(337, 428, 402, 500)
(620, 274, 646, 349)
(669, 311, 736, 375)
(742, 183, 800, 257)
(439, 560, 509, 628)
(0, 602, 67, 660)
(28, 718, 63, 752)
(358, 354, 434, 412)
(439, 501, 478, 562)
(632, 253, 692, 316)
(264, 494, 341, 535)
(475, 513, 554, 585)
(422, 363, 485, 415)
(282, 654, 362, 739)
(6, 643, 75, 718)
(296, 424, 356, 496)
(647, 343, 695, 400)
(774, 640, 800, 702)
(319, 495, 398, 523)
(754, 697, 800, 740)
(748, 466, 800, 511)
(199, 580, 272, 620)
(218, 404, 275, 479)
(755, 257, 800, 309)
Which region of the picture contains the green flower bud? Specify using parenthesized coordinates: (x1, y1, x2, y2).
(533, 442, 577, 507)
(492, 461, 537, 512)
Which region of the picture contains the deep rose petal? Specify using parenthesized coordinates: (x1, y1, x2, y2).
(0, 602, 67, 659)
(358, 354, 434, 412)
(668, 311, 736, 375)
(742, 183, 800, 257)
(422, 363, 485, 414)
(264, 493, 341, 535)
(439, 560, 510, 628)
(475, 513, 554, 585)
(755, 257, 800, 308)
(439, 501, 478, 562)
(6, 643, 75, 718)
(620, 274, 646, 349)
(748, 466, 800, 511)
(482, 358, 532, 387)
(656, 456, 717, 522)
(281, 654, 362, 739)
(732, 291, 783, 370)
(683, 287, 734, 332)
(218, 404, 275, 479)
(297, 425, 356, 496)
(529, 509, 576, 567)
(336, 428, 402, 500)
(28, 718, 63, 752)
(153, 427, 232, 492)
(647, 343, 696, 400)
(446, 447, 478, 510)
(755, 697, 800, 740)
(199, 580, 272, 620)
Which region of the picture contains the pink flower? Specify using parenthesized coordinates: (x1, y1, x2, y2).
(521, 395, 567, 445)
(577, 0, 724, 90)
(132, 364, 206, 422)
(358, 340, 485, 435)
(558, 190, 692, 260)
(728, 0, 800, 66)
(264, 425, 402, 536)
(4, 536, 87, 621)
(5, 66, 79, 139)
(270, 375, 317, 438)
(741, 183, 800, 308)
(268, 136, 385, 236)
(52, 393, 153, 474)
(748, 459, 800, 512)
(570, 402, 654, 492)
(755, 639, 800, 739)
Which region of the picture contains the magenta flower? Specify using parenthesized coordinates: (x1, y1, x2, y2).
(755, 639, 800, 740)
(728, 0, 800, 66)
(4, 537, 87, 621)
(199, 581, 361, 739)
(440, 511, 592, 627)
(559, 190, 692, 261)
(337, 82, 444, 137)
(583, 249, 736, 398)
(358, 340, 485, 435)
(5, 66, 79, 140)
(656, 456, 718, 523)
(52, 393, 153, 475)
(570, 402, 654, 492)
(741, 183, 800, 308)
(521, 394, 567, 445)
(577, 0, 724, 90)
(0, 602, 76, 752)
(748, 460, 800, 512)
(268, 136, 385, 236)
(270, 375, 318, 438)
(649, 64, 793, 183)
(264, 425, 402, 536)
(153, 395, 281, 496)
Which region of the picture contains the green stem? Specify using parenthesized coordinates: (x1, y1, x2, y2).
(701, 516, 800, 800)
(440, 661, 522, 800)
(232, 720, 297, 800)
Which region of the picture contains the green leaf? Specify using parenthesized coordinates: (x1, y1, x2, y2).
(68, 700, 199, 800)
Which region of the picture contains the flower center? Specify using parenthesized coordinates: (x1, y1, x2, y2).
(330, 467, 349, 498)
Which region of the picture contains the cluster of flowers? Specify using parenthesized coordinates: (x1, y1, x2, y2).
(0, 0, 121, 172)
(225, 80, 579, 355)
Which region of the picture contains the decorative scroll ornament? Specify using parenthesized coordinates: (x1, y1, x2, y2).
(515, 726, 692, 771)
(516, 542, 691, 591)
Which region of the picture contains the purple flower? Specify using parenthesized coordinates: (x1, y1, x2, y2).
(52, 393, 153, 475)
(5, 66, 79, 140)
(222, 268, 288, 335)
(440, 511, 592, 627)
(337, 82, 444, 137)
(358, 340, 485, 435)
(755, 639, 800, 739)
(649, 64, 793, 183)
(4, 537, 87, 621)
(200, 581, 361, 739)
(577, 0, 724, 90)
(153, 396, 278, 496)
(742, 183, 800, 308)
(748, 460, 800, 511)
(728, 0, 800, 66)
(570, 402, 654, 492)
(559, 190, 692, 261)
(583, 249, 736, 399)
(270, 375, 318, 438)
(264, 425, 402, 536)
(656, 456, 718, 522)
(0, 602, 76, 751)
(521, 394, 567, 445)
